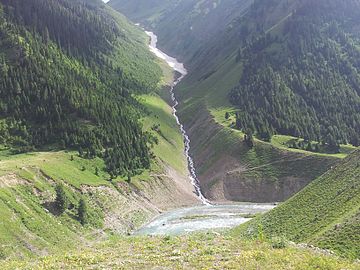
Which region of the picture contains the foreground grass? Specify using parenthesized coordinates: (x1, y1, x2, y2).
(3, 234, 359, 270)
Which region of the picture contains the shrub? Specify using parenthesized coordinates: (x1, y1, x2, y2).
(271, 236, 288, 249)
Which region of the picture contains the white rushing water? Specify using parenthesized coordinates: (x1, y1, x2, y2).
(145, 31, 210, 205)
(136, 30, 276, 235)
(135, 204, 275, 235)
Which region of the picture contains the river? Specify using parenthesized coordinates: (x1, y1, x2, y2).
(140, 31, 275, 235)
(145, 31, 209, 205)
(135, 203, 275, 235)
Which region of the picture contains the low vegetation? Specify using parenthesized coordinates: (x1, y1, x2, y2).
(271, 135, 357, 159)
(3, 234, 360, 270)
(234, 150, 360, 259)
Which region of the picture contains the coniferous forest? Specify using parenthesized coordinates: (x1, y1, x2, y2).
(1, 0, 360, 267)
(229, 0, 360, 149)
(0, 0, 162, 177)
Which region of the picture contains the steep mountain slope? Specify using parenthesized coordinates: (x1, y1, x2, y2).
(109, 0, 254, 64)
(0, 0, 163, 177)
(108, 0, 176, 24)
(112, 0, 359, 203)
(234, 150, 360, 259)
(0, 0, 198, 260)
(163, 0, 360, 147)
(111, 0, 360, 147)
(229, 0, 360, 146)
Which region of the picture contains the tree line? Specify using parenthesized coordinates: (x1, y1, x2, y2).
(229, 0, 360, 149)
(0, 0, 162, 177)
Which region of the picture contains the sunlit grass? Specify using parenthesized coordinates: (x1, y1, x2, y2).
(3, 234, 359, 269)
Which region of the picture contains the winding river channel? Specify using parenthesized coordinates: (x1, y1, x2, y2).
(138, 31, 275, 235)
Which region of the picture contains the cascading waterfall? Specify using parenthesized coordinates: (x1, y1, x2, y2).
(145, 31, 210, 205)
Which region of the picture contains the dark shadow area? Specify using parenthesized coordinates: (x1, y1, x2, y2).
(42, 201, 61, 216)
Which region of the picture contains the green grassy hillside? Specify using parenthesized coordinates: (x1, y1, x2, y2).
(113, 0, 359, 202)
(0, 0, 195, 260)
(174, 50, 339, 202)
(0, 86, 193, 259)
(0, 150, 106, 260)
(233, 150, 360, 259)
(0, 83, 194, 260)
(3, 234, 359, 269)
(0, 0, 166, 178)
(138, 93, 187, 174)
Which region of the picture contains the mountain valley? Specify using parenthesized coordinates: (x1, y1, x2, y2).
(0, 0, 360, 268)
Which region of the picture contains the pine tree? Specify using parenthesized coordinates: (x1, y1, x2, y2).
(126, 174, 131, 183)
(78, 147, 84, 157)
(306, 142, 313, 152)
(77, 198, 88, 225)
(244, 129, 254, 148)
(55, 183, 69, 214)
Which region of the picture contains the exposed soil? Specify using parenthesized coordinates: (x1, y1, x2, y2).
(0, 174, 29, 188)
(1, 162, 198, 236)
(81, 164, 199, 234)
(179, 105, 338, 203)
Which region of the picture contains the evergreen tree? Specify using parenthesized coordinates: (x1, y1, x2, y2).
(55, 183, 69, 214)
(306, 142, 313, 152)
(126, 174, 131, 183)
(244, 129, 254, 148)
(77, 198, 88, 225)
